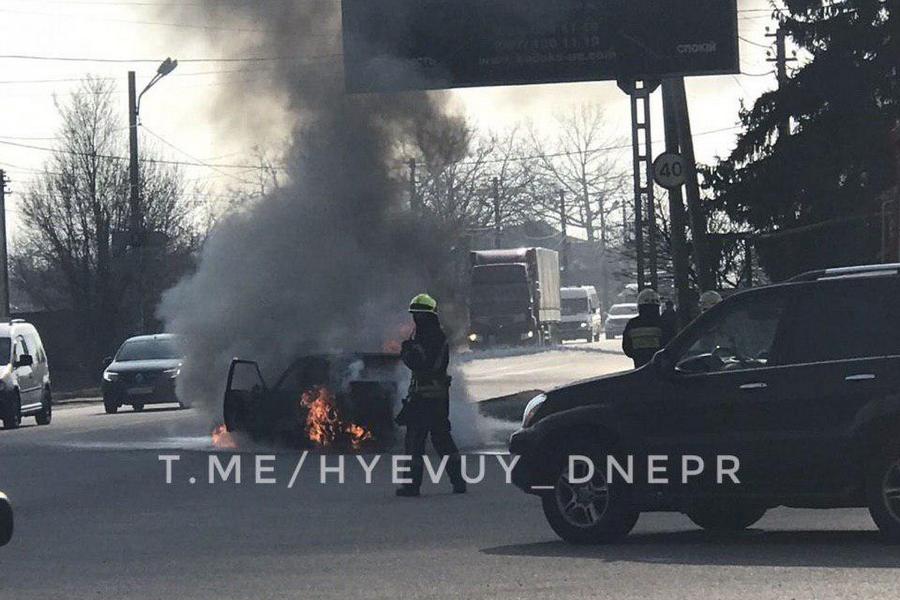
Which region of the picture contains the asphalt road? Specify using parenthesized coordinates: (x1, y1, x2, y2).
(2, 343, 899, 600)
(456, 338, 633, 400)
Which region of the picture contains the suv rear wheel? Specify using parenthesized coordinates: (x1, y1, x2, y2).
(867, 456, 900, 542)
(686, 502, 767, 532)
(540, 446, 639, 544)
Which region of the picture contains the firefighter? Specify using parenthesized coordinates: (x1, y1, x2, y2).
(660, 299, 678, 340)
(396, 294, 466, 497)
(622, 289, 671, 369)
(699, 290, 723, 313)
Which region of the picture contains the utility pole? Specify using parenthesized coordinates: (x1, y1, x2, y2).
(127, 71, 145, 333)
(492, 177, 501, 249)
(661, 81, 692, 326)
(671, 77, 716, 292)
(408, 159, 419, 214)
(743, 238, 754, 287)
(0, 171, 9, 320)
(766, 26, 796, 139)
(558, 190, 569, 276)
(126, 59, 177, 334)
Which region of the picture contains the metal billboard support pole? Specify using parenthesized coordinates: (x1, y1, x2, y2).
(660, 80, 692, 324)
(618, 78, 659, 290)
(671, 77, 715, 292)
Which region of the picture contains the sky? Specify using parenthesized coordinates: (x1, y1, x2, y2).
(0, 0, 786, 243)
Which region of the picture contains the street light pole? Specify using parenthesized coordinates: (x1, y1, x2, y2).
(127, 58, 177, 334)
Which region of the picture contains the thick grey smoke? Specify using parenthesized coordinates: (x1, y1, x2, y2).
(157, 2, 466, 421)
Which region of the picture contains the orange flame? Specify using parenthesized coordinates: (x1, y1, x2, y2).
(300, 386, 373, 450)
(211, 424, 238, 449)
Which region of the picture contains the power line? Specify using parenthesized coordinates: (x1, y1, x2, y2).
(140, 125, 261, 186)
(0, 137, 277, 171)
(416, 125, 743, 167)
(0, 6, 342, 36)
(0, 53, 342, 65)
(11, 0, 335, 5)
(739, 36, 772, 49)
(0, 124, 743, 176)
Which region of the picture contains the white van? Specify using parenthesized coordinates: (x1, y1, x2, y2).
(559, 286, 603, 342)
(0, 320, 52, 429)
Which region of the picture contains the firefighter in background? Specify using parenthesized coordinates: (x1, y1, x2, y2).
(660, 299, 678, 340)
(699, 290, 724, 313)
(622, 289, 672, 368)
(396, 294, 466, 497)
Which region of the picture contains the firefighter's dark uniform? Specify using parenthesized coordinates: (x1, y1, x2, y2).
(660, 303, 678, 341)
(622, 302, 671, 368)
(398, 312, 466, 495)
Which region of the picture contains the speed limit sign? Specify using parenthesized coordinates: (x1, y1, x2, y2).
(652, 152, 687, 189)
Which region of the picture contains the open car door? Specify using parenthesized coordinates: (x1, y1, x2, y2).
(223, 359, 267, 434)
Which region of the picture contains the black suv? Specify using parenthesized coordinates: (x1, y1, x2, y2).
(509, 264, 900, 543)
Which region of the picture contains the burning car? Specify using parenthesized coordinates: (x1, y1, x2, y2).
(222, 353, 405, 451)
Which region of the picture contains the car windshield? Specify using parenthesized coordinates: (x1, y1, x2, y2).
(561, 298, 589, 315)
(472, 264, 527, 284)
(0, 337, 9, 365)
(116, 338, 184, 361)
(609, 304, 637, 316)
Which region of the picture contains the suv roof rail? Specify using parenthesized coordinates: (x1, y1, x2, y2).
(9, 319, 25, 324)
(788, 263, 900, 282)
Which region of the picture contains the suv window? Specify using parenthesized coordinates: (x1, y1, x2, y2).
(674, 290, 789, 374)
(780, 277, 900, 364)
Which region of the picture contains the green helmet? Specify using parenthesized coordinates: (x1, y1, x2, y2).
(409, 293, 438, 314)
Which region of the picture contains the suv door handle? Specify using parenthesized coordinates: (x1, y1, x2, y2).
(845, 374, 876, 382)
(739, 382, 768, 390)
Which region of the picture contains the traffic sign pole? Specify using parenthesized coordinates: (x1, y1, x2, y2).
(661, 80, 692, 324)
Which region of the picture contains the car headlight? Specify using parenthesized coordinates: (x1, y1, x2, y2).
(520, 330, 535, 340)
(164, 367, 180, 379)
(468, 333, 479, 343)
(522, 393, 547, 428)
(103, 371, 119, 382)
(580, 322, 588, 328)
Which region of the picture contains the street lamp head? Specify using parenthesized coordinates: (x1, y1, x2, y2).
(157, 58, 178, 77)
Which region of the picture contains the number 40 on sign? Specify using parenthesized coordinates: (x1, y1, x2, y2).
(652, 152, 687, 189)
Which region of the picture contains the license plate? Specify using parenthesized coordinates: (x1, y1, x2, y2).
(128, 386, 154, 396)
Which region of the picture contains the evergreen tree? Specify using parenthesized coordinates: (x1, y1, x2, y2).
(706, 0, 898, 277)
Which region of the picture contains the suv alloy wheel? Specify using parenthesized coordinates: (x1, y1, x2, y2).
(867, 455, 900, 542)
(540, 445, 639, 544)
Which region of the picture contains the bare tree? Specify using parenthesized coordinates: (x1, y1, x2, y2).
(529, 105, 628, 245)
(482, 127, 542, 233)
(412, 116, 494, 233)
(14, 76, 197, 363)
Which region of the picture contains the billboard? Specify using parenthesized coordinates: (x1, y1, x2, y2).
(342, 0, 739, 93)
